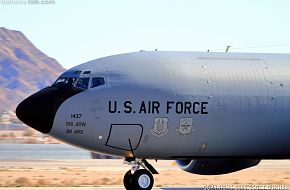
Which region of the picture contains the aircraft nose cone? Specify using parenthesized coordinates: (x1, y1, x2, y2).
(16, 88, 58, 134)
(16, 85, 84, 134)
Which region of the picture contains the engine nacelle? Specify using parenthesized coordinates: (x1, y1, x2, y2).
(176, 159, 261, 175)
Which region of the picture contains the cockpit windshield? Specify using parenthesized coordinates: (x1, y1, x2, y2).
(52, 74, 105, 90)
(75, 77, 90, 89)
(53, 77, 76, 86)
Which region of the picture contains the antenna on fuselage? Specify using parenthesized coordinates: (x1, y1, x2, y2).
(225, 45, 231, 52)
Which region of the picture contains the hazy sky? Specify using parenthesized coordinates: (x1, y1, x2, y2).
(1, 0, 290, 69)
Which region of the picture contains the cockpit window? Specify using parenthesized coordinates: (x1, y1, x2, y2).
(73, 71, 82, 74)
(91, 77, 105, 88)
(83, 71, 91, 75)
(53, 77, 76, 86)
(75, 77, 90, 89)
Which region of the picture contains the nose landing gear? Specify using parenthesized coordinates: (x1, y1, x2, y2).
(123, 158, 158, 190)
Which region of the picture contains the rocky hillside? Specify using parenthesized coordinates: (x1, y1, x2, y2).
(0, 27, 65, 112)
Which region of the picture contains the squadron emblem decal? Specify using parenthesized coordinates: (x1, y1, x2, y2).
(151, 118, 168, 137)
(177, 118, 193, 136)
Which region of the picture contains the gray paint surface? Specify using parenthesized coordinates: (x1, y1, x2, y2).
(48, 51, 290, 159)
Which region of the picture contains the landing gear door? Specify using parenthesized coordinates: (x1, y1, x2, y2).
(105, 124, 143, 151)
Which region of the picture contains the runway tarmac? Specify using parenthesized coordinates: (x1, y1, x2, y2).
(0, 188, 206, 190)
(0, 160, 289, 188)
(0, 186, 289, 190)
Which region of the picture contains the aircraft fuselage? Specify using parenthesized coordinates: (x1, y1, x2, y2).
(17, 51, 289, 159)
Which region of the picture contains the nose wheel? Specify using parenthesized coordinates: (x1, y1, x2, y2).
(124, 170, 134, 189)
(123, 158, 157, 190)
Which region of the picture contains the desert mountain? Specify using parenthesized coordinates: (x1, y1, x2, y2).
(0, 27, 65, 112)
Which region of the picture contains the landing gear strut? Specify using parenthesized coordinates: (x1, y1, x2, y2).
(123, 158, 158, 190)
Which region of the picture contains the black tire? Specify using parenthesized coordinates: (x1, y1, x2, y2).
(132, 169, 154, 190)
(123, 170, 134, 190)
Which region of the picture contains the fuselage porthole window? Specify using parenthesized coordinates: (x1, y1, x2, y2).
(75, 77, 90, 89)
(91, 77, 105, 88)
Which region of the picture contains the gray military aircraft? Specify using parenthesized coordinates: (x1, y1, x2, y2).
(16, 51, 290, 190)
